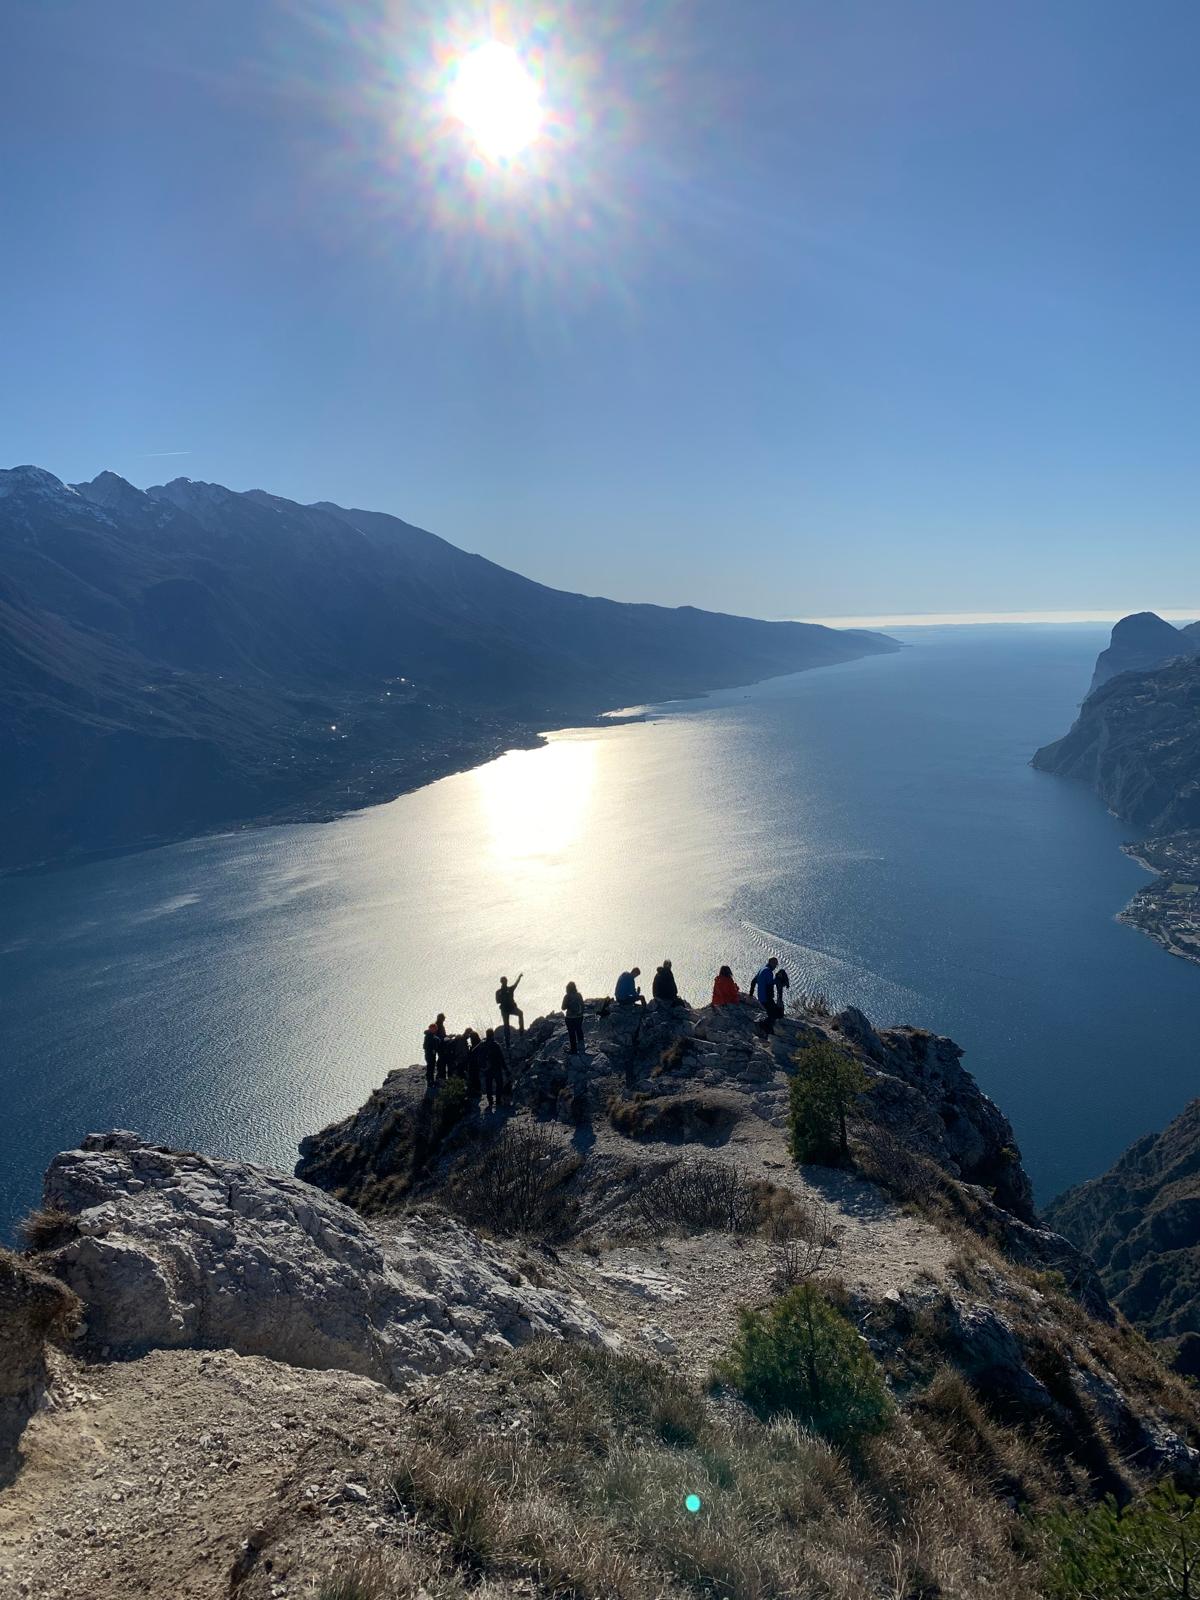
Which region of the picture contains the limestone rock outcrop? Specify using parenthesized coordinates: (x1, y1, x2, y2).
(38, 1132, 610, 1383)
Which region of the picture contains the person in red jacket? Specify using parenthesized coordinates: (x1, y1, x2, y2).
(711, 966, 740, 1007)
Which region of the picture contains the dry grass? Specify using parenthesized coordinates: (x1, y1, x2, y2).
(311, 1339, 1037, 1600)
(16, 1206, 78, 1254)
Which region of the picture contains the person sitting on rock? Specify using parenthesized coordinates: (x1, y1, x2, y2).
(614, 967, 645, 1007)
(480, 1027, 507, 1111)
(496, 973, 524, 1040)
(711, 966, 740, 1007)
(424, 1014, 447, 1085)
(651, 960, 681, 1005)
(751, 957, 780, 1035)
(562, 981, 586, 1054)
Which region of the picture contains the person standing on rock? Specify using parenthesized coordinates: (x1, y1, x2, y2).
(481, 1027, 507, 1110)
(614, 967, 645, 1007)
(562, 981, 585, 1054)
(751, 957, 780, 1035)
(451, 1028, 479, 1079)
(651, 960, 681, 1005)
(496, 973, 524, 1041)
(423, 1015, 446, 1086)
(711, 966, 740, 1007)
(466, 1031, 486, 1099)
(773, 965, 791, 1014)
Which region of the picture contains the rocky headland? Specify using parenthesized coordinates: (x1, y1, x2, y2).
(1034, 615, 1200, 965)
(3, 994, 1198, 1598)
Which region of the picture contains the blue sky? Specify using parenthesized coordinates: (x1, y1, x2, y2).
(3, 0, 1198, 618)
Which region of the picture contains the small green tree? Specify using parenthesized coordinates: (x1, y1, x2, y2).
(718, 1285, 892, 1445)
(788, 1041, 871, 1165)
(1041, 1482, 1200, 1600)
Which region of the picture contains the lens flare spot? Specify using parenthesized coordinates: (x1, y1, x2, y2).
(448, 41, 544, 163)
(685, 1493, 702, 1514)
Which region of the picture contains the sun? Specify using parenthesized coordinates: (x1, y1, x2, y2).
(448, 41, 544, 163)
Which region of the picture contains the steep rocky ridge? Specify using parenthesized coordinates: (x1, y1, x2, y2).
(1034, 653, 1200, 834)
(1034, 621, 1200, 965)
(1047, 1098, 1200, 1369)
(4, 996, 1199, 1598)
(0, 464, 896, 871)
(1086, 610, 1200, 694)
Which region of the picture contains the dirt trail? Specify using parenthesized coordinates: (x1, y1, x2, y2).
(0, 1348, 408, 1600)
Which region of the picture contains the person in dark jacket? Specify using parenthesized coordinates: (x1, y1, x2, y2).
(651, 960, 680, 1004)
(424, 1015, 446, 1085)
(481, 1027, 507, 1110)
(452, 1028, 480, 1080)
(614, 967, 645, 1007)
(751, 957, 780, 1035)
(496, 974, 524, 1040)
(562, 981, 585, 1054)
(773, 966, 790, 1012)
(466, 1032, 486, 1098)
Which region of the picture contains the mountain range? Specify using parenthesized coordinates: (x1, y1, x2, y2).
(0, 465, 897, 871)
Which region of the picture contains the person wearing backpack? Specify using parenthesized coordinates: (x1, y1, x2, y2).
(496, 973, 524, 1041)
(423, 1015, 446, 1086)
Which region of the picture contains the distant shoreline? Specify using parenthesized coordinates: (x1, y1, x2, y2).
(1, 655, 868, 881)
(1117, 836, 1200, 968)
(801, 609, 1200, 630)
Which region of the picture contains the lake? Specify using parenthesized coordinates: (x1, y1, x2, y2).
(3, 623, 1196, 1232)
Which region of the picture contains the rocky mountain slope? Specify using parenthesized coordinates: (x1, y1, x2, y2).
(0, 465, 896, 871)
(1086, 610, 1200, 694)
(1047, 1098, 1200, 1372)
(1034, 652, 1200, 834)
(3, 994, 1198, 1599)
(1034, 618, 1200, 964)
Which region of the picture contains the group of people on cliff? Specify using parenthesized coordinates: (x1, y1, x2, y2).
(611, 957, 789, 1034)
(421, 955, 792, 1103)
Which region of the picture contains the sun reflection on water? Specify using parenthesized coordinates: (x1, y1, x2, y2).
(473, 737, 597, 864)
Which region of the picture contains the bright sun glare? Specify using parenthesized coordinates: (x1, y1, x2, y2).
(448, 40, 544, 163)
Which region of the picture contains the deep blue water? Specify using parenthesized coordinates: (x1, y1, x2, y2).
(2, 623, 1196, 1232)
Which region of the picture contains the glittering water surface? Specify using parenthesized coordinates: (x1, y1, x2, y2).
(3, 624, 1197, 1230)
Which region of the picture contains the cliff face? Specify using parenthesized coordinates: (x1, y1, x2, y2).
(1046, 1099, 1200, 1367)
(5, 996, 1200, 1599)
(1033, 654, 1200, 833)
(1087, 611, 1200, 695)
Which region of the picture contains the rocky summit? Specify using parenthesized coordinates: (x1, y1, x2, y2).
(3, 994, 1200, 1599)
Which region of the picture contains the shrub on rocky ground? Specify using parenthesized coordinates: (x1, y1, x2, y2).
(629, 1156, 824, 1250)
(717, 1284, 893, 1445)
(788, 1042, 872, 1165)
(631, 1155, 763, 1234)
(853, 1121, 949, 1210)
(1040, 1481, 1200, 1600)
(446, 1124, 582, 1240)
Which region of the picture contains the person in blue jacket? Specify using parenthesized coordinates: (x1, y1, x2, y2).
(751, 957, 780, 1035)
(614, 967, 646, 1007)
